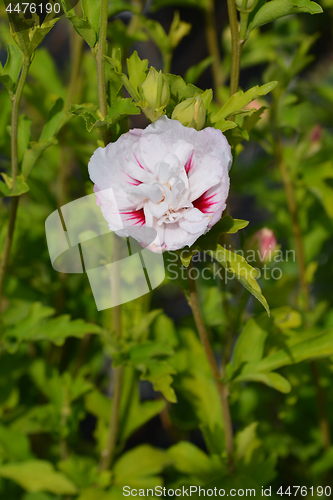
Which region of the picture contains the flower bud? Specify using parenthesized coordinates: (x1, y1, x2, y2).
(141, 67, 169, 109)
(253, 228, 277, 264)
(171, 95, 206, 131)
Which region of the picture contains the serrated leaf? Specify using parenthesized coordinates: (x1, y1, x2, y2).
(209, 245, 270, 315)
(0, 460, 77, 494)
(248, 0, 323, 33)
(211, 82, 278, 123)
(105, 98, 141, 126)
(140, 359, 177, 403)
(0, 174, 30, 197)
(3, 303, 103, 348)
(68, 103, 101, 131)
(126, 51, 149, 95)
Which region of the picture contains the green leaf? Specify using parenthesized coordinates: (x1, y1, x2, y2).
(185, 56, 214, 84)
(10, 404, 57, 435)
(248, 0, 323, 33)
(40, 98, 69, 141)
(81, 0, 101, 34)
(2, 302, 103, 348)
(255, 328, 333, 372)
(177, 217, 249, 267)
(60, 1, 97, 48)
(198, 216, 249, 251)
(140, 18, 170, 56)
(0, 44, 22, 92)
(209, 245, 270, 315)
(213, 120, 238, 132)
(58, 455, 98, 489)
(166, 74, 203, 104)
(0, 460, 77, 494)
(109, 0, 140, 17)
(22, 138, 58, 179)
(168, 441, 222, 480)
(140, 359, 177, 403)
(0, 425, 31, 461)
(235, 371, 291, 393)
(126, 51, 149, 96)
(29, 20, 59, 56)
(303, 161, 333, 218)
(19, 315, 103, 346)
(236, 422, 259, 459)
(29, 48, 65, 98)
(65, 14, 97, 48)
(233, 318, 267, 371)
(23, 493, 54, 500)
(0, 174, 30, 197)
(211, 82, 278, 123)
(105, 98, 141, 126)
(129, 341, 174, 364)
(113, 445, 170, 489)
(68, 103, 101, 132)
(242, 106, 267, 133)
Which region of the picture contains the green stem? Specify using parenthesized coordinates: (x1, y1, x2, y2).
(0, 57, 30, 312)
(187, 261, 234, 470)
(204, 0, 224, 98)
(226, 0, 241, 96)
(99, 236, 123, 471)
(239, 11, 249, 43)
(96, 0, 109, 119)
(163, 52, 172, 75)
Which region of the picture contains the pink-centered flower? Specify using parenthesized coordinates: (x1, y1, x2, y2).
(88, 116, 232, 251)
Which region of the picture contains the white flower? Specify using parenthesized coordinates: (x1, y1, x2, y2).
(88, 116, 232, 251)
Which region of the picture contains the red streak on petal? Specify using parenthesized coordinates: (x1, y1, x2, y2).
(122, 170, 142, 186)
(184, 152, 194, 174)
(121, 208, 146, 226)
(134, 152, 145, 170)
(193, 192, 218, 214)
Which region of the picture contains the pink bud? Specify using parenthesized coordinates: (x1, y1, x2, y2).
(310, 124, 322, 144)
(257, 228, 277, 262)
